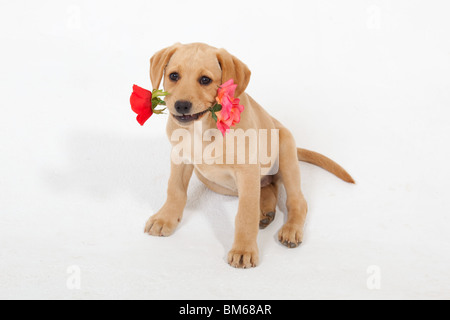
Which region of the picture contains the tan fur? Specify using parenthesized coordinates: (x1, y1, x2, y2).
(297, 148, 355, 184)
(144, 43, 354, 268)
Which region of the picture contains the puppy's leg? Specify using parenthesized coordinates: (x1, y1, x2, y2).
(228, 167, 261, 268)
(145, 162, 194, 237)
(278, 128, 308, 248)
(260, 182, 278, 229)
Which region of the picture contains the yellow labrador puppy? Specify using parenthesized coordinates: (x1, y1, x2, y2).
(144, 43, 354, 268)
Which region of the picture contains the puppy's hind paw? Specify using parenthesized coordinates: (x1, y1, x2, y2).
(259, 211, 276, 229)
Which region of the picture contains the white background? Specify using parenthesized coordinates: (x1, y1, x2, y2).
(1, 0, 449, 299)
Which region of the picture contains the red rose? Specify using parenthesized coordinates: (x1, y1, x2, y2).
(130, 85, 153, 126)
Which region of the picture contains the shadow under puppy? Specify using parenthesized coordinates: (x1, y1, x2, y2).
(143, 43, 354, 268)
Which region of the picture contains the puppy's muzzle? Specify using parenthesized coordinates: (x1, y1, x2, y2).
(175, 100, 192, 114)
(173, 100, 210, 123)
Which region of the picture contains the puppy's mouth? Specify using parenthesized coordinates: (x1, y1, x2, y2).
(172, 109, 210, 123)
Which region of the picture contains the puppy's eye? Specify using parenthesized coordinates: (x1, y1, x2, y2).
(200, 76, 212, 85)
(169, 73, 180, 82)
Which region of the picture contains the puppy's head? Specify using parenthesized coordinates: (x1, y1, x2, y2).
(150, 43, 251, 126)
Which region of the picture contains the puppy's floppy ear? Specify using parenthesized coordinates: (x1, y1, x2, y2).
(150, 43, 181, 89)
(216, 48, 251, 97)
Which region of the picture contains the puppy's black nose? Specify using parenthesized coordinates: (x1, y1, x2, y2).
(175, 101, 192, 114)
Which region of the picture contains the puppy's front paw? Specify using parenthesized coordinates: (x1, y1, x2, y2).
(227, 245, 259, 269)
(278, 223, 304, 248)
(144, 214, 180, 237)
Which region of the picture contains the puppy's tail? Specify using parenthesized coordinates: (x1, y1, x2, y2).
(297, 148, 355, 184)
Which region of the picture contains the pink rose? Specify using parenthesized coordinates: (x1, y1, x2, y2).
(214, 80, 244, 135)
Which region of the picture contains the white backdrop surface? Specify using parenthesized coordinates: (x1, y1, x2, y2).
(0, 0, 449, 299)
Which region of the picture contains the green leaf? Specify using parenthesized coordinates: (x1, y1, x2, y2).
(152, 89, 170, 98)
(211, 104, 222, 113)
(153, 107, 167, 115)
(152, 96, 167, 109)
(209, 103, 222, 123)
